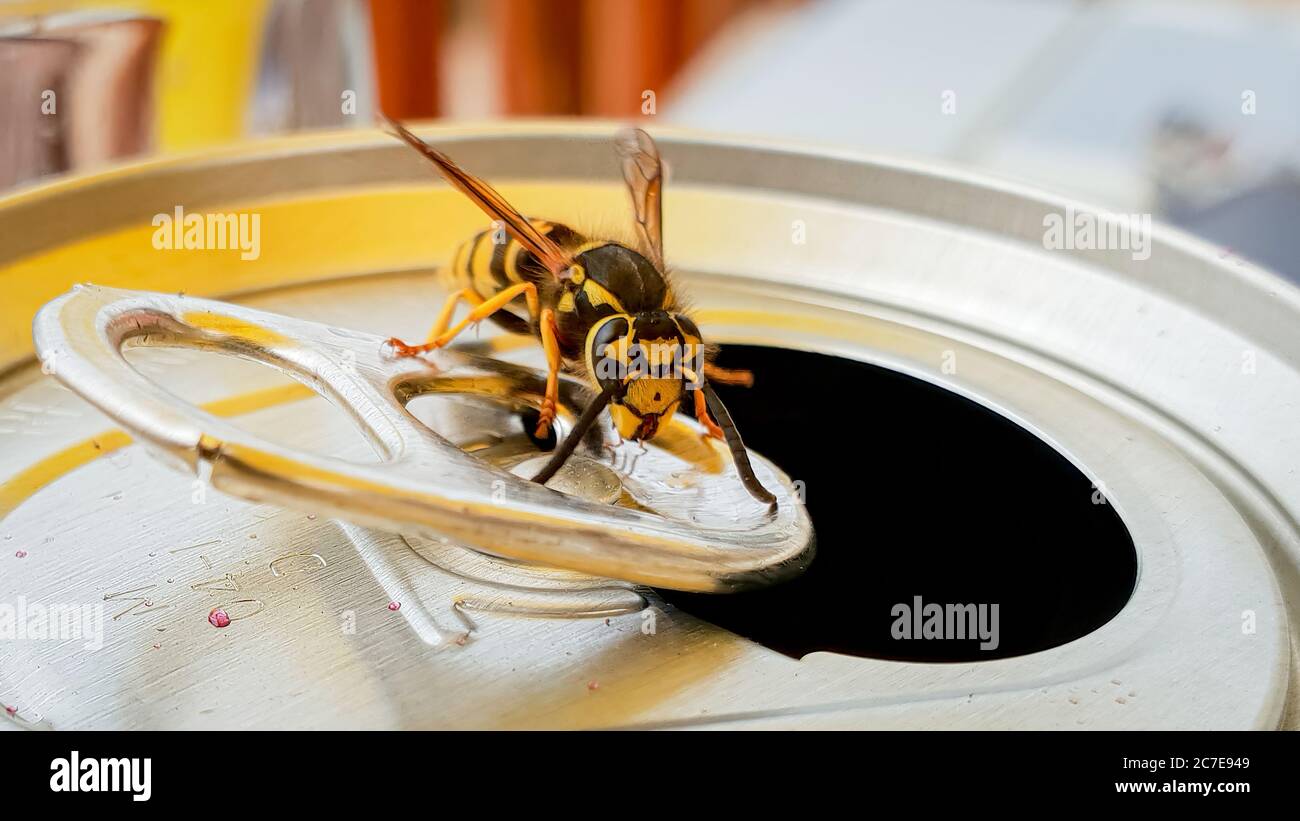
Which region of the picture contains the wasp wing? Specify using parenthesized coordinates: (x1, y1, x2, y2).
(615, 127, 665, 271)
(384, 115, 575, 280)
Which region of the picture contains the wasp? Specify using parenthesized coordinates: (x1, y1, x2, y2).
(382, 117, 777, 510)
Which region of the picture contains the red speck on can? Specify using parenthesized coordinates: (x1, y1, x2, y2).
(387, 601, 401, 611)
(14, 550, 26, 559)
(4, 705, 15, 716)
(208, 608, 231, 628)
(587, 680, 599, 691)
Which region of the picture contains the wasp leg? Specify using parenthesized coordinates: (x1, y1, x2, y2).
(535, 308, 562, 439)
(703, 362, 754, 387)
(389, 282, 540, 356)
(693, 387, 725, 440)
(387, 287, 486, 357)
(434, 282, 539, 347)
(532, 387, 615, 485)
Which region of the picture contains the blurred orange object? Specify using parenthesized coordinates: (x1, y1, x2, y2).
(494, 0, 763, 117)
(370, 0, 444, 119)
(580, 0, 678, 117)
(679, 0, 749, 60)
(494, 0, 581, 116)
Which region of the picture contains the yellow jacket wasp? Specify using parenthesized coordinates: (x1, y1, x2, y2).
(382, 117, 777, 510)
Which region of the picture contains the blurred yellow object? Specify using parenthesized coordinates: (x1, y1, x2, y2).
(2, 0, 269, 150)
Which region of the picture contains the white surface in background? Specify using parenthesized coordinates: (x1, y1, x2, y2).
(669, 0, 1075, 156)
(978, 1, 1300, 207)
(667, 0, 1300, 211)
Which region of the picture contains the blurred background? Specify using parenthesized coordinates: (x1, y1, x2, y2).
(3, 0, 1300, 282)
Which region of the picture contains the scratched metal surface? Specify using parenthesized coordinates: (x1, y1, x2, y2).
(1, 124, 1298, 728)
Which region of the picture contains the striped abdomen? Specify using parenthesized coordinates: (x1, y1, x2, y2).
(446, 219, 582, 333)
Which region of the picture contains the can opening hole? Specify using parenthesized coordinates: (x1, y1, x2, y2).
(659, 345, 1137, 662)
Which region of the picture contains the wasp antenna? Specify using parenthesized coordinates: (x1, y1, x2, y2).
(531, 387, 615, 485)
(703, 383, 778, 512)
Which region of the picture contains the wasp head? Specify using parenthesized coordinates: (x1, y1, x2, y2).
(585, 310, 705, 441)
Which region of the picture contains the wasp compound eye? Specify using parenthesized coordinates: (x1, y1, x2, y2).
(586, 314, 631, 395)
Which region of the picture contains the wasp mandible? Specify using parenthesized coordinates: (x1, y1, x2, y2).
(382, 117, 777, 510)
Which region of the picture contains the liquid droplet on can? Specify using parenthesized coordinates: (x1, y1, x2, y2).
(208, 608, 231, 628)
(587, 680, 599, 691)
(14, 550, 27, 559)
(387, 601, 401, 612)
